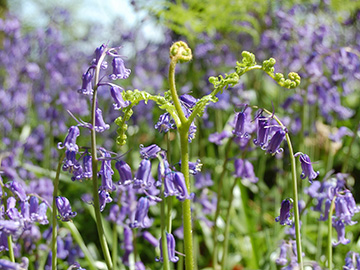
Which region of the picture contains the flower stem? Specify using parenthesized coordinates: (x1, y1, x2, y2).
(327, 196, 336, 270)
(7, 235, 14, 262)
(161, 179, 170, 270)
(220, 176, 238, 270)
(51, 152, 65, 270)
(261, 107, 303, 270)
(112, 222, 118, 270)
(212, 138, 233, 269)
(90, 49, 113, 270)
(179, 127, 194, 270)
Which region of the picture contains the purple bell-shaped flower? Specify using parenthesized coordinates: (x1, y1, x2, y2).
(56, 196, 77, 222)
(110, 85, 130, 110)
(295, 153, 319, 183)
(275, 198, 293, 225)
(109, 57, 131, 80)
(57, 126, 80, 152)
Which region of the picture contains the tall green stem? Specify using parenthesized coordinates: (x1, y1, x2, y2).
(220, 176, 238, 270)
(51, 153, 65, 270)
(261, 108, 303, 270)
(161, 180, 170, 270)
(168, 43, 194, 270)
(90, 49, 113, 270)
(179, 127, 194, 270)
(327, 196, 336, 270)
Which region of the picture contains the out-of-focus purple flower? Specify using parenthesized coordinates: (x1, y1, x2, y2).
(276, 241, 288, 266)
(107, 204, 126, 225)
(5, 181, 27, 202)
(0, 257, 28, 270)
(335, 196, 357, 225)
(67, 262, 86, 270)
(57, 236, 69, 259)
(194, 172, 213, 189)
(98, 190, 112, 212)
(234, 159, 258, 183)
(253, 115, 269, 147)
(155, 113, 175, 133)
(135, 261, 145, 270)
(94, 107, 110, 132)
(275, 198, 293, 225)
(78, 69, 93, 95)
(55, 196, 77, 222)
(134, 159, 152, 188)
(36, 202, 49, 225)
(130, 197, 151, 228)
(320, 199, 332, 221)
(180, 159, 202, 175)
(110, 85, 130, 109)
(156, 233, 179, 263)
(140, 144, 161, 159)
(99, 158, 115, 192)
(6, 197, 21, 220)
(142, 231, 159, 247)
(266, 129, 286, 155)
(333, 219, 350, 246)
(294, 153, 319, 183)
(329, 126, 353, 142)
(208, 130, 231, 145)
(304, 181, 321, 198)
(122, 226, 133, 265)
(57, 126, 80, 152)
(109, 57, 131, 80)
(115, 160, 133, 185)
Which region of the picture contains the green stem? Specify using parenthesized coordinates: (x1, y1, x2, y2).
(51, 153, 65, 270)
(161, 182, 170, 270)
(90, 49, 113, 270)
(261, 108, 303, 270)
(63, 222, 97, 270)
(327, 196, 336, 270)
(341, 122, 360, 173)
(169, 60, 187, 125)
(166, 133, 173, 234)
(238, 180, 259, 269)
(7, 235, 14, 262)
(220, 177, 238, 270)
(112, 223, 118, 270)
(212, 138, 233, 269)
(179, 127, 194, 270)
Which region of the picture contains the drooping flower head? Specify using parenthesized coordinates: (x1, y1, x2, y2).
(109, 57, 131, 80)
(234, 159, 258, 183)
(110, 85, 130, 110)
(57, 126, 80, 152)
(275, 198, 293, 225)
(155, 113, 175, 133)
(55, 196, 77, 222)
(156, 233, 179, 263)
(266, 128, 287, 155)
(294, 152, 319, 183)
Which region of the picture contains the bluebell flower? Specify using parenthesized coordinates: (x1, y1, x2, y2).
(57, 126, 80, 152)
(94, 107, 110, 132)
(62, 150, 81, 174)
(122, 226, 133, 265)
(232, 111, 248, 138)
(92, 44, 108, 69)
(329, 126, 353, 142)
(55, 196, 77, 222)
(135, 261, 145, 270)
(276, 241, 289, 266)
(78, 69, 93, 95)
(155, 113, 175, 133)
(266, 129, 286, 155)
(335, 196, 357, 225)
(115, 160, 133, 185)
(140, 144, 161, 159)
(156, 233, 179, 263)
(99, 153, 115, 192)
(134, 159, 152, 188)
(180, 94, 198, 108)
(173, 172, 194, 201)
(253, 115, 269, 147)
(294, 153, 319, 183)
(107, 204, 126, 225)
(333, 219, 350, 246)
(98, 189, 112, 212)
(130, 197, 151, 228)
(234, 159, 258, 183)
(194, 172, 213, 189)
(5, 181, 27, 202)
(142, 231, 159, 247)
(81, 152, 92, 179)
(275, 198, 293, 225)
(109, 57, 131, 80)
(208, 130, 231, 145)
(0, 257, 28, 270)
(110, 85, 130, 109)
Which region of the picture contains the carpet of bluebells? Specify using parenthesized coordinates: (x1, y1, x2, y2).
(1, 1, 360, 270)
